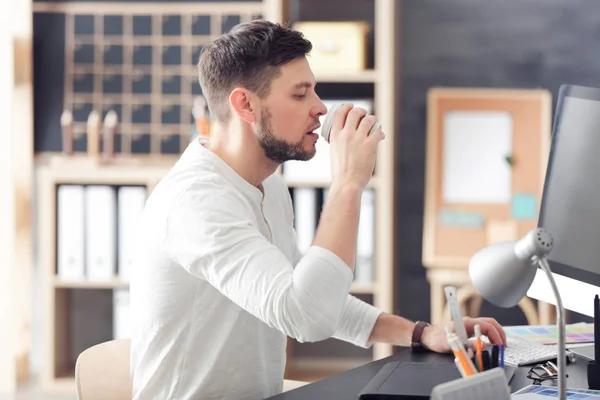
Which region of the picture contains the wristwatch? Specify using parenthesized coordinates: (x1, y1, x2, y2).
(410, 321, 431, 352)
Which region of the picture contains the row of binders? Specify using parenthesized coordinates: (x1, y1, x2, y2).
(57, 184, 147, 282)
(293, 187, 375, 283)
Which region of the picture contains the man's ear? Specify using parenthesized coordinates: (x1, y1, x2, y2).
(229, 87, 257, 124)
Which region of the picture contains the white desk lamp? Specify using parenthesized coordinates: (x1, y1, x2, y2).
(469, 227, 566, 400)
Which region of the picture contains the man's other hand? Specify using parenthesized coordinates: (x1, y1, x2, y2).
(420, 316, 507, 354)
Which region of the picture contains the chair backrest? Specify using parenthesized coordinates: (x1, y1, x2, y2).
(75, 338, 132, 400)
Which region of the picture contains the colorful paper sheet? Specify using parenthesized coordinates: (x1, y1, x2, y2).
(505, 324, 594, 345)
(513, 384, 600, 398)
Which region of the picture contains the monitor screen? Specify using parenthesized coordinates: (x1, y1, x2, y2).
(538, 85, 600, 289)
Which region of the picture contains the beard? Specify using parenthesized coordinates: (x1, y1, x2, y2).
(257, 108, 316, 164)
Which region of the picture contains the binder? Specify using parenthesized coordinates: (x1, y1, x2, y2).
(113, 289, 131, 339)
(85, 185, 117, 281)
(293, 188, 318, 254)
(117, 186, 147, 281)
(356, 189, 375, 283)
(57, 185, 85, 280)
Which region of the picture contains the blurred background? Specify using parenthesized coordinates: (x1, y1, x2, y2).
(1, 0, 598, 398)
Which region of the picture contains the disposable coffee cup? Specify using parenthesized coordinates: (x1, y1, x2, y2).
(320, 103, 382, 143)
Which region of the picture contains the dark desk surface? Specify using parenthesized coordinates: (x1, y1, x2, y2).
(266, 347, 591, 399)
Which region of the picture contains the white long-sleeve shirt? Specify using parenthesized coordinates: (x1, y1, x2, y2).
(129, 138, 383, 400)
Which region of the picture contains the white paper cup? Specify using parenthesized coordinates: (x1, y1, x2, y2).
(320, 103, 382, 143)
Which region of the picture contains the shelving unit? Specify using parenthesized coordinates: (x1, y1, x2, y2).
(263, 0, 398, 382)
(37, 156, 172, 393)
(308, 70, 379, 83)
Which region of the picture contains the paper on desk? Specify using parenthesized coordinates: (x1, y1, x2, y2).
(505, 323, 594, 345)
(512, 384, 600, 398)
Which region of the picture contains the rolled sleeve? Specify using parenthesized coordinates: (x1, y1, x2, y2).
(333, 295, 383, 348)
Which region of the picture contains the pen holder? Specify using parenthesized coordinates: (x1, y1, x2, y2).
(588, 362, 600, 390)
(430, 368, 510, 400)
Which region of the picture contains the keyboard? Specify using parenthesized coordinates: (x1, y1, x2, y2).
(503, 337, 559, 366)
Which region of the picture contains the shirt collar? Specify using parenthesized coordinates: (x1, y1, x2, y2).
(189, 138, 265, 203)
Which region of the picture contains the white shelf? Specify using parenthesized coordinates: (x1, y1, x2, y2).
(54, 277, 129, 290)
(350, 282, 375, 295)
(285, 176, 379, 189)
(315, 69, 378, 83)
(53, 278, 373, 294)
(38, 160, 166, 394)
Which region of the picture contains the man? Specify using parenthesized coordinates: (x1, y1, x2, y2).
(129, 20, 507, 400)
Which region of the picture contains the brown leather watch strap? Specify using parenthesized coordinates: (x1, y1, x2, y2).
(411, 321, 430, 352)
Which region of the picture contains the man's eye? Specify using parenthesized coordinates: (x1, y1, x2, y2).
(294, 94, 306, 100)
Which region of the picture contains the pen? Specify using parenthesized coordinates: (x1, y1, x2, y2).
(475, 324, 484, 373)
(471, 355, 479, 373)
(482, 349, 490, 371)
(499, 344, 505, 368)
(454, 357, 467, 378)
(491, 345, 499, 369)
(448, 331, 477, 376)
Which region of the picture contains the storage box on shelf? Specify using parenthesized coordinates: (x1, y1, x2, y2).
(264, 0, 398, 382)
(293, 21, 370, 73)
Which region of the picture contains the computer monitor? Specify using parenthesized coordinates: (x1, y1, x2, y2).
(527, 84, 600, 318)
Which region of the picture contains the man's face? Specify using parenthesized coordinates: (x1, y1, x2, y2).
(255, 57, 328, 164)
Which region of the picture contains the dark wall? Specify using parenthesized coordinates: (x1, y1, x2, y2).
(397, 0, 600, 325)
(33, 12, 66, 152)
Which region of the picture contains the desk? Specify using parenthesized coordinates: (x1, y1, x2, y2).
(267, 347, 590, 399)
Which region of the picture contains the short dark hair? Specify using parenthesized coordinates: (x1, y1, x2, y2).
(197, 20, 312, 123)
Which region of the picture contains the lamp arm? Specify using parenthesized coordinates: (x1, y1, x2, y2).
(538, 257, 566, 400)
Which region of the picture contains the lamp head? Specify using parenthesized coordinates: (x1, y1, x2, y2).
(469, 228, 553, 308)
